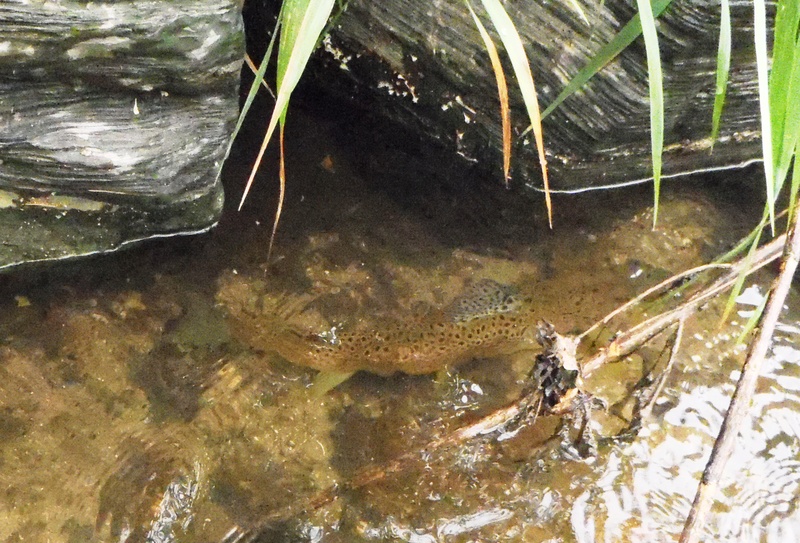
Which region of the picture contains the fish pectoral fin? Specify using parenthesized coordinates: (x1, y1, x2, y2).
(309, 370, 355, 396)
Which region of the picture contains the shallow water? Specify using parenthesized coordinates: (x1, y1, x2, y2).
(1, 107, 798, 543)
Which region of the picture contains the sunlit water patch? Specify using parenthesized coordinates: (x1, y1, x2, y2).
(577, 301, 800, 543)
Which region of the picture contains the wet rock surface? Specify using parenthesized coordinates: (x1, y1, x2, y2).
(0, 0, 244, 271)
(280, 0, 765, 191)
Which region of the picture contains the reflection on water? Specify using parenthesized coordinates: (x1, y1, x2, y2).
(0, 106, 797, 542)
(578, 308, 800, 543)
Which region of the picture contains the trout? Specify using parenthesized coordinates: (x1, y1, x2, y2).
(222, 278, 540, 376)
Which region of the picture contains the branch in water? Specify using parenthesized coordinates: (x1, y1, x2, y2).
(680, 226, 799, 543)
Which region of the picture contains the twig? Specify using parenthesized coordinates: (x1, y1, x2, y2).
(221, 397, 553, 543)
(578, 263, 731, 342)
(679, 222, 800, 542)
(581, 233, 785, 378)
(640, 318, 684, 422)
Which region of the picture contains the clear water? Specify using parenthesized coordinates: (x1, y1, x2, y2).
(1, 107, 797, 543)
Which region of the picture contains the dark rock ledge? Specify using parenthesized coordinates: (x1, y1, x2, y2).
(0, 0, 244, 271)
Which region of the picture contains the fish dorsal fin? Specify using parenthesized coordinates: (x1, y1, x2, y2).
(448, 279, 523, 323)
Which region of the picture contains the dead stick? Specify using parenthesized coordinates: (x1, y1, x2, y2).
(680, 224, 800, 542)
(581, 233, 785, 377)
(220, 400, 539, 543)
(578, 263, 732, 342)
(640, 318, 684, 422)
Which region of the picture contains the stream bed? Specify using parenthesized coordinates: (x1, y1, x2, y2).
(1, 107, 798, 543)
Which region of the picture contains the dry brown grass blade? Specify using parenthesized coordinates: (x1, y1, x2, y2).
(266, 124, 287, 263)
(533, 107, 552, 228)
(478, 0, 552, 226)
(239, 55, 278, 225)
(499, 70, 511, 187)
(241, 53, 284, 261)
(244, 54, 276, 99)
(466, 2, 512, 187)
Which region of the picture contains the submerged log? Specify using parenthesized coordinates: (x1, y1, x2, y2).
(302, 0, 764, 193)
(0, 0, 244, 271)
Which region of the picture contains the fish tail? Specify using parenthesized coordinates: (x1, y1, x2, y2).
(218, 275, 325, 357)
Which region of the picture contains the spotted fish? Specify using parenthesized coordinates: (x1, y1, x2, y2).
(223, 277, 539, 376)
(447, 279, 524, 323)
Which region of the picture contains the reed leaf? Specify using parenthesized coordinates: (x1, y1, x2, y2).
(634, 0, 664, 227)
(466, 1, 512, 188)
(238, 0, 336, 210)
(216, 7, 283, 183)
(540, 0, 673, 120)
(720, 221, 764, 325)
(479, 0, 553, 226)
(709, 0, 731, 150)
(790, 142, 800, 225)
(738, 292, 768, 344)
(776, 46, 800, 190)
(722, 0, 800, 324)
(770, 0, 800, 199)
(754, 0, 775, 230)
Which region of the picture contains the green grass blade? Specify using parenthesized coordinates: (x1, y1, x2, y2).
(716, 209, 771, 264)
(789, 141, 800, 225)
(540, 0, 673, 120)
(635, 0, 664, 227)
(479, 0, 553, 226)
(754, 0, 775, 230)
(709, 0, 731, 151)
(738, 293, 768, 344)
(238, 0, 336, 209)
(720, 221, 764, 324)
(768, 0, 800, 183)
(277, 0, 325, 95)
(776, 46, 800, 196)
(772, 1, 800, 195)
(242, 12, 282, 129)
(215, 8, 283, 182)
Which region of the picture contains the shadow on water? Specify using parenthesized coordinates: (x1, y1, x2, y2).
(1, 93, 799, 543)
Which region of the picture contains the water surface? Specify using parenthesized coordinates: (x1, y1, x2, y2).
(1, 108, 796, 543)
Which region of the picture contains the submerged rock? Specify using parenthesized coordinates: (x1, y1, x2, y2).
(0, 0, 244, 271)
